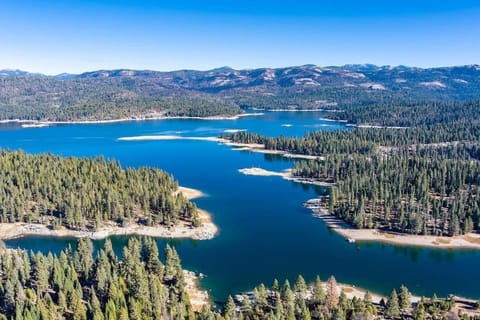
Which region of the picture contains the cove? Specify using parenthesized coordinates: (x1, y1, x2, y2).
(1, 111, 479, 301)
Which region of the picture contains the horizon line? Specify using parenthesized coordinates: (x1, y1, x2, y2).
(1, 63, 480, 77)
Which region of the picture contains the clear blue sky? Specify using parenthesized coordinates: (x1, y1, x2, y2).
(1, 0, 479, 74)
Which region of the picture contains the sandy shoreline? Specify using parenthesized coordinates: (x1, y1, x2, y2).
(239, 167, 286, 177)
(118, 135, 324, 160)
(238, 167, 335, 187)
(334, 281, 402, 304)
(250, 108, 334, 112)
(352, 124, 409, 129)
(177, 186, 205, 200)
(222, 140, 323, 160)
(334, 280, 479, 317)
(0, 186, 218, 241)
(305, 198, 480, 249)
(319, 117, 348, 122)
(118, 135, 225, 142)
(1, 112, 263, 128)
(183, 270, 211, 311)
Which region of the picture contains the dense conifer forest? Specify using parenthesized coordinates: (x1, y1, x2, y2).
(0, 238, 196, 319)
(0, 150, 199, 230)
(326, 100, 480, 127)
(227, 100, 480, 236)
(1, 238, 475, 320)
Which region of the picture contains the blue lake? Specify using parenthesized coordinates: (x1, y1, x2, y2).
(1, 111, 479, 301)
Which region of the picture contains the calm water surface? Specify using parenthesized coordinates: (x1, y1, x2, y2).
(1, 111, 479, 301)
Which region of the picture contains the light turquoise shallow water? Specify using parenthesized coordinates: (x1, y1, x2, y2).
(1, 111, 479, 301)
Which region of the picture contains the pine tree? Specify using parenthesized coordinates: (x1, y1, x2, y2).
(72, 290, 88, 320)
(363, 291, 372, 305)
(105, 300, 117, 320)
(274, 292, 285, 319)
(272, 279, 280, 292)
(398, 285, 411, 312)
(312, 275, 325, 305)
(3, 279, 16, 313)
(240, 298, 252, 318)
(413, 302, 426, 320)
(224, 295, 236, 319)
(142, 238, 164, 276)
(294, 275, 307, 294)
(386, 289, 400, 318)
(333, 307, 346, 320)
(74, 238, 94, 281)
(325, 276, 339, 311)
(338, 289, 348, 310)
(255, 283, 268, 308)
(89, 289, 105, 320)
(281, 280, 295, 310)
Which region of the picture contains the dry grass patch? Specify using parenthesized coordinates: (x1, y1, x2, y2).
(463, 235, 480, 244)
(382, 233, 396, 239)
(435, 238, 451, 244)
(342, 287, 354, 293)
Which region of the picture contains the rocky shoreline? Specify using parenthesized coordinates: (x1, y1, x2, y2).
(305, 198, 480, 249)
(0, 186, 218, 241)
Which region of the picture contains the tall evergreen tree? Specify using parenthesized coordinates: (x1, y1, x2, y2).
(386, 289, 400, 318)
(325, 276, 339, 311)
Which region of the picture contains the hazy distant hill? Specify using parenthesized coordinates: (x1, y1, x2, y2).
(0, 64, 479, 121)
(0, 69, 43, 77)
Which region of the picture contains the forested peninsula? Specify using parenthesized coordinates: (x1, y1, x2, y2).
(227, 100, 480, 243)
(0, 150, 216, 240)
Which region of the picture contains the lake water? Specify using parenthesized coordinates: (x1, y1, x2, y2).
(1, 111, 479, 301)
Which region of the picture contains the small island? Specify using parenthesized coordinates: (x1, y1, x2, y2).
(0, 150, 217, 240)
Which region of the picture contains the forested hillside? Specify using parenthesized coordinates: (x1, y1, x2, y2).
(0, 150, 199, 230)
(2, 64, 480, 121)
(326, 100, 480, 127)
(0, 75, 241, 121)
(227, 100, 480, 236)
(0, 238, 470, 320)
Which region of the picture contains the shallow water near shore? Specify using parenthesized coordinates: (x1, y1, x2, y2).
(1, 111, 480, 301)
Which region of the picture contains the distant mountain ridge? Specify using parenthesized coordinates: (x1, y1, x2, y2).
(0, 64, 479, 121)
(67, 64, 480, 95)
(1, 64, 479, 92)
(0, 69, 44, 77)
(2, 63, 479, 82)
